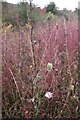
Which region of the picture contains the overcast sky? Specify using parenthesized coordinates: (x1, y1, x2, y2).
(6, 0, 79, 10)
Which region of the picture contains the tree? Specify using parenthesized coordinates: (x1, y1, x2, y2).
(45, 2, 58, 15)
(62, 8, 69, 20)
(18, 1, 29, 25)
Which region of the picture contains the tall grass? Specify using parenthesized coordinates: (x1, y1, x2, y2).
(2, 18, 79, 118)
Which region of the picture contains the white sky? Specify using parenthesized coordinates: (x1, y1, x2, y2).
(6, 0, 79, 10)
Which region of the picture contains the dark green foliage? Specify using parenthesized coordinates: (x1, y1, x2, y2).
(18, 2, 28, 25)
(2, 15, 17, 26)
(45, 2, 58, 15)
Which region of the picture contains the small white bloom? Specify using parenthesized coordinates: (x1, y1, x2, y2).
(73, 95, 78, 100)
(55, 69, 58, 71)
(27, 97, 35, 103)
(45, 92, 53, 99)
(31, 97, 35, 102)
(33, 40, 37, 44)
(70, 85, 74, 90)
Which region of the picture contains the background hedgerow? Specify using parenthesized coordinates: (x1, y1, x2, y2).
(2, 1, 80, 119)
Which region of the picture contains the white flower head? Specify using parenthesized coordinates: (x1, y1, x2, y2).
(70, 85, 74, 90)
(31, 97, 35, 102)
(27, 97, 35, 103)
(33, 40, 37, 44)
(45, 92, 53, 99)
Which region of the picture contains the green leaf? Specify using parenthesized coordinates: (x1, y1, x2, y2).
(47, 63, 53, 71)
(36, 75, 42, 81)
